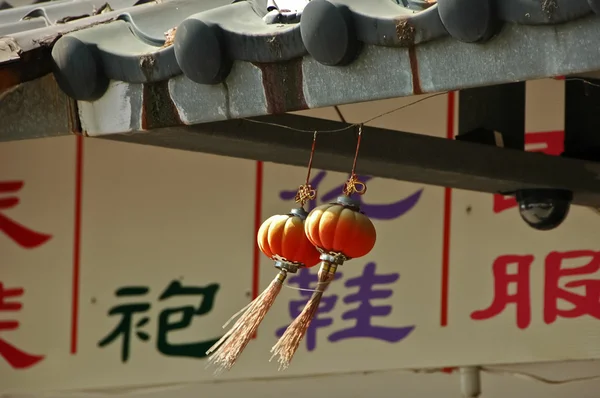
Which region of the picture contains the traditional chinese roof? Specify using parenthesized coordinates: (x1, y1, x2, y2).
(2, 0, 600, 139)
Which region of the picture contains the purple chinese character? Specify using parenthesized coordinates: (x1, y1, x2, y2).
(276, 268, 343, 352)
(328, 262, 415, 343)
(278, 170, 423, 220)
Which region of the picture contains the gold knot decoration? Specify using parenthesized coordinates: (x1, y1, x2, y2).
(342, 124, 367, 197)
(343, 174, 367, 196)
(295, 184, 317, 206)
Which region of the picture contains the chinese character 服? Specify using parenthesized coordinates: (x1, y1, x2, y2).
(470, 254, 534, 329)
(328, 262, 415, 343)
(544, 250, 600, 324)
(98, 280, 222, 362)
(0, 181, 52, 248)
(0, 283, 45, 369)
(279, 171, 423, 220)
(276, 268, 343, 352)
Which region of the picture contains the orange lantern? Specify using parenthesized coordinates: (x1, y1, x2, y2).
(271, 195, 377, 370)
(304, 195, 376, 260)
(207, 207, 319, 373)
(258, 208, 321, 269)
(271, 126, 377, 370)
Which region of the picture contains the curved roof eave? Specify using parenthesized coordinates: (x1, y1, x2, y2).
(2, 0, 600, 137)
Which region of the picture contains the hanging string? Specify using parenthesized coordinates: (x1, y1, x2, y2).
(350, 125, 362, 175)
(242, 92, 447, 133)
(241, 77, 600, 135)
(241, 92, 446, 198)
(343, 124, 367, 196)
(294, 131, 318, 207)
(283, 280, 332, 293)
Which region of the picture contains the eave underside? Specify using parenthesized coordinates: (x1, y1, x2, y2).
(3, 13, 600, 207)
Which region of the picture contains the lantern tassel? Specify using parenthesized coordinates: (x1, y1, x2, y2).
(206, 270, 288, 374)
(270, 261, 338, 370)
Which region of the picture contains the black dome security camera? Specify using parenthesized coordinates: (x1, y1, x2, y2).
(515, 189, 573, 231)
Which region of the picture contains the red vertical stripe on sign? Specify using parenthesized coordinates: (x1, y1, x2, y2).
(71, 136, 84, 354)
(251, 161, 263, 338)
(441, 92, 455, 327)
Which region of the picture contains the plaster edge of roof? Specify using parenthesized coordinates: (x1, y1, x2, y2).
(0, 36, 19, 63)
(0, 74, 74, 141)
(78, 14, 600, 137)
(50, 0, 600, 102)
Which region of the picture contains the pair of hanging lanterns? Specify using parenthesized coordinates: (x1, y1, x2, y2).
(207, 127, 377, 372)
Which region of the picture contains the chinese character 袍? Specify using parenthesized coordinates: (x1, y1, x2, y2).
(279, 170, 423, 221)
(97, 286, 151, 362)
(277, 262, 415, 352)
(0, 282, 45, 369)
(0, 181, 52, 248)
(98, 280, 221, 362)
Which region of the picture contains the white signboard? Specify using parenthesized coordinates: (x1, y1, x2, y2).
(2, 79, 599, 394)
(0, 137, 76, 390)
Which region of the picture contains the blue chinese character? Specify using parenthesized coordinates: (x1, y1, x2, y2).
(278, 170, 423, 220)
(276, 268, 343, 352)
(328, 262, 415, 343)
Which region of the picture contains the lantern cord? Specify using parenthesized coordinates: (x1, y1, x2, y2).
(283, 284, 329, 293)
(306, 131, 317, 183)
(205, 270, 289, 374)
(350, 124, 362, 176)
(270, 261, 338, 370)
(241, 92, 447, 134)
(283, 281, 331, 293)
(343, 124, 367, 196)
(295, 131, 318, 207)
(238, 77, 598, 137)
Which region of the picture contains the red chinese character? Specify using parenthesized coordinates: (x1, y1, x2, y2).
(471, 254, 534, 329)
(493, 194, 517, 214)
(524, 131, 564, 156)
(493, 131, 565, 213)
(0, 181, 52, 248)
(0, 282, 45, 369)
(544, 250, 600, 324)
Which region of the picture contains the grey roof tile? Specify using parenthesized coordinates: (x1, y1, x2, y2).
(2, 0, 600, 137)
(0, 0, 53, 10)
(42, 0, 600, 101)
(0, 0, 146, 35)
